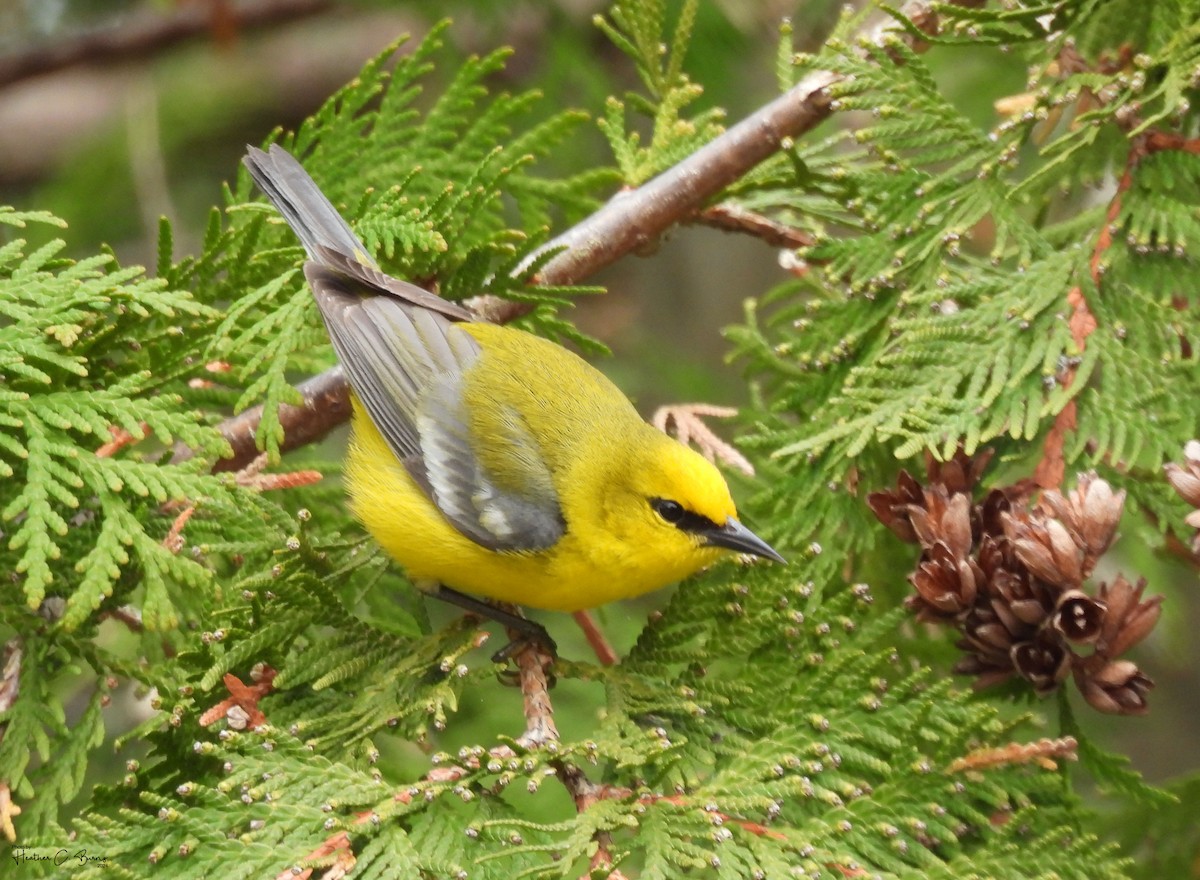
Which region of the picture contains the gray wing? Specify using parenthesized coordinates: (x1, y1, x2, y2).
(306, 262, 565, 553)
(245, 144, 564, 549)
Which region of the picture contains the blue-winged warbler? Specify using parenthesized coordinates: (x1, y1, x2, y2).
(243, 145, 783, 652)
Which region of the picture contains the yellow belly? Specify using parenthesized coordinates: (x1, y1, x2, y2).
(344, 406, 719, 612)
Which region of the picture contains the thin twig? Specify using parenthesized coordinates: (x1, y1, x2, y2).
(182, 366, 353, 471)
(513, 641, 559, 747)
(99, 604, 145, 633)
(196, 0, 968, 472)
(464, 69, 838, 325)
(571, 611, 618, 666)
(231, 452, 324, 491)
(1036, 130, 1200, 488)
(691, 203, 816, 249)
(652, 403, 755, 476)
(162, 506, 196, 554)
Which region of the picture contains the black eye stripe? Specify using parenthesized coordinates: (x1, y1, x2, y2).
(650, 498, 720, 533)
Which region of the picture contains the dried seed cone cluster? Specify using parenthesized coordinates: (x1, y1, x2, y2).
(869, 452, 1162, 715)
(1165, 440, 1200, 552)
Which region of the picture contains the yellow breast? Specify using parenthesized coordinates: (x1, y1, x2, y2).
(345, 399, 722, 611)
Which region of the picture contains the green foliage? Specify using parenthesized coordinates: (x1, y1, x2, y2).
(177, 21, 613, 458)
(0, 213, 247, 623)
(0, 210, 282, 840)
(1109, 771, 1200, 879)
(33, 567, 1127, 880)
(596, 0, 726, 183)
(728, 0, 1200, 572)
(0, 18, 610, 850)
(3, 3, 1192, 879)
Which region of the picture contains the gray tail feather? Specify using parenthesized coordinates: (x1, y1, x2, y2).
(243, 145, 372, 265)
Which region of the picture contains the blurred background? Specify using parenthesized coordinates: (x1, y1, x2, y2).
(1, 0, 1195, 809)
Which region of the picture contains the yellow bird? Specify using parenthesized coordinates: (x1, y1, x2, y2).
(244, 145, 783, 654)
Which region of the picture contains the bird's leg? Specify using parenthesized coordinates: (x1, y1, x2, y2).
(430, 585, 557, 663)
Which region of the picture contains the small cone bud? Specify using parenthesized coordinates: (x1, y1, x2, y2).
(1052, 590, 1105, 644)
(1011, 638, 1070, 695)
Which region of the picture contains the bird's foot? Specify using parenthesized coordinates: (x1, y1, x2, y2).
(490, 618, 557, 663)
(494, 621, 557, 689)
(427, 586, 557, 684)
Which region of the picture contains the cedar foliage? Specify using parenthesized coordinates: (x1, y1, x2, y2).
(2, 0, 1197, 877)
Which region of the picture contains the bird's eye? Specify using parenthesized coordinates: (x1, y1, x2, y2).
(651, 498, 685, 523)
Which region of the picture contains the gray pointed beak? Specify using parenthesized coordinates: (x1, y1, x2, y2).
(702, 517, 786, 564)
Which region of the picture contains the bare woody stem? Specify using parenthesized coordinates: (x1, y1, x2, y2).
(465, 72, 836, 323)
(207, 366, 352, 472)
(201, 74, 841, 471)
(1035, 128, 1200, 489)
(201, 0, 969, 473)
(204, 2, 978, 477)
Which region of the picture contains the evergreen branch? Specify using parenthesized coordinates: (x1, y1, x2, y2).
(202, 0, 976, 475)
(691, 203, 817, 249)
(1037, 128, 1200, 488)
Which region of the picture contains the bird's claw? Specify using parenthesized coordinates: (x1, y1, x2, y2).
(493, 629, 557, 689)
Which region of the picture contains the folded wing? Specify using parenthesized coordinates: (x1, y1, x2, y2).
(244, 144, 565, 552)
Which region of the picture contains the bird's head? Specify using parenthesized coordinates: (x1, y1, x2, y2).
(584, 426, 784, 588)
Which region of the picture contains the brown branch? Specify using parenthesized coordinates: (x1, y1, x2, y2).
(0, 0, 333, 89)
(190, 366, 353, 472)
(513, 641, 559, 747)
(571, 611, 618, 666)
(465, 68, 839, 325)
(1036, 130, 1200, 489)
(99, 604, 146, 633)
(691, 203, 816, 249)
(585, 833, 628, 880)
(194, 0, 968, 472)
(552, 761, 631, 880)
